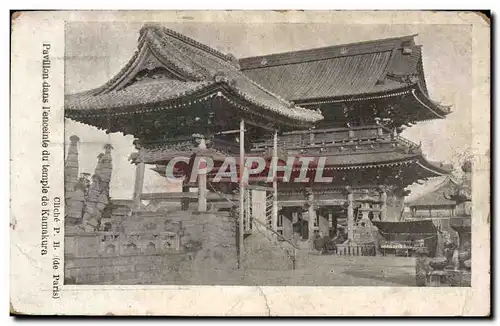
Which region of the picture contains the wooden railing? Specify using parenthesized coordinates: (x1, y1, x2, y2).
(251, 125, 388, 151)
(206, 182, 299, 267)
(250, 124, 420, 153)
(252, 217, 299, 250)
(205, 182, 254, 234)
(378, 124, 420, 149)
(394, 135, 420, 150)
(332, 244, 376, 256)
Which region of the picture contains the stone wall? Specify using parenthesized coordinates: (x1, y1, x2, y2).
(65, 210, 238, 284)
(65, 253, 186, 285)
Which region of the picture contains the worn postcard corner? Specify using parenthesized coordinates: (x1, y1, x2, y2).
(10, 10, 490, 316)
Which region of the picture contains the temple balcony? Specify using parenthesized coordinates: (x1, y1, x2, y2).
(250, 124, 421, 156)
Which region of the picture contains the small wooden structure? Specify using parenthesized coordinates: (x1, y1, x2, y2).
(372, 220, 438, 257)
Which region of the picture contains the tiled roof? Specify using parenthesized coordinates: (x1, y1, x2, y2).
(239, 35, 429, 101)
(407, 177, 459, 207)
(142, 24, 322, 122)
(66, 25, 451, 128)
(321, 151, 451, 176)
(66, 79, 212, 111)
(321, 151, 420, 168)
(130, 148, 228, 164)
(248, 145, 449, 176)
(242, 51, 393, 100)
(65, 24, 322, 125)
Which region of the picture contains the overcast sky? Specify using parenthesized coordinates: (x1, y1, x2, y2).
(65, 22, 472, 200)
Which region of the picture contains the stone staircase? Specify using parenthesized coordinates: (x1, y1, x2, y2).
(243, 218, 297, 270)
(208, 183, 298, 271)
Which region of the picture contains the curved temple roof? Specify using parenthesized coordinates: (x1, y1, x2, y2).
(66, 25, 452, 130)
(323, 151, 452, 175)
(240, 34, 451, 119)
(407, 176, 461, 207)
(65, 24, 323, 128)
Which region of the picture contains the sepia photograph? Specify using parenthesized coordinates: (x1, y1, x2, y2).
(63, 21, 473, 287)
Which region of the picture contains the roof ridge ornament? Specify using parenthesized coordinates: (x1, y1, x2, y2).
(141, 23, 234, 63)
(213, 71, 237, 87)
(402, 42, 413, 55)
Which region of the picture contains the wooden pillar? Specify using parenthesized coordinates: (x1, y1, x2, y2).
(394, 187, 408, 222)
(318, 208, 329, 237)
(198, 160, 207, 212)
(346, 187, 354, 242)
(379, 186, 387, 221)
(133, 144, 146, 209)
(245, 190, 251, 224)
(282, 209, 293, 239)
(195, 136, 208, 212)
(272, 130, 278, 231)
(307, 188, 316, 248)
(238, 119, 245, 269)
(181, 183, 190, 210)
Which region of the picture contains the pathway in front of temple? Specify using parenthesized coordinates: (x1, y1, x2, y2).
(239, 255, 416, 286)
(151, 255, 417, 286)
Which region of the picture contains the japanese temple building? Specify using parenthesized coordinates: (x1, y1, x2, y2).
(406, 177, 462, 238)
(405, 162, 472, 250)
(65, 24, 453, 252)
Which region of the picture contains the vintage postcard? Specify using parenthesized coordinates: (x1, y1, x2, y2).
(10, 11, 490, 316)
